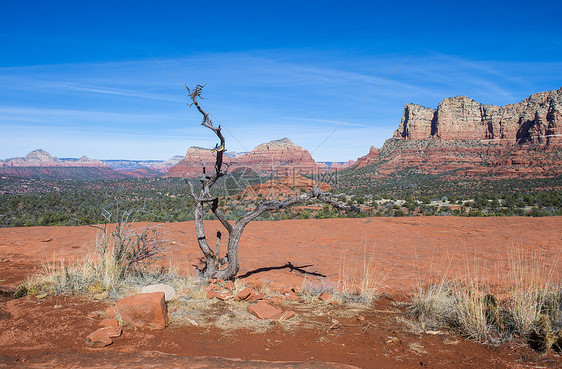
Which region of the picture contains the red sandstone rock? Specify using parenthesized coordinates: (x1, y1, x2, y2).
(216, 290, 234, 301)
(116, 292, 167, 330)
(206, 289, 219, 299)
(166, 138, 322, 178)
(98, 318, 119, 328)
(235, 287, 255, 301)
(105, 306, 116, 318)
(84, 327, 121, 348)
(248, 301, 283, 320)
(318, 292, 332, 301)
(248, 293, 265, 301)
(350, 88, 562, 179)
(85, 331, 112, 348)
(224, 281, 235, 291)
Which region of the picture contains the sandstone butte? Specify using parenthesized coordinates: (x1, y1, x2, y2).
(166, 138, 322, 178)
(353, 87, 562, 179)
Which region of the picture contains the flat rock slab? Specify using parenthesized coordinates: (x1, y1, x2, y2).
(248, 301, 283, 319)
(0, 351, 361, 368)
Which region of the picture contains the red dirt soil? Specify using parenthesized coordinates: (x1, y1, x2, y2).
(1, 217, 561, 368)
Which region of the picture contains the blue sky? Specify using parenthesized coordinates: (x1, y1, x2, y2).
(1, 1, 561, 161)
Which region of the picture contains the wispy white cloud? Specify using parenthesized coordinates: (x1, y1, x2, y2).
(1, 50, 561, 161)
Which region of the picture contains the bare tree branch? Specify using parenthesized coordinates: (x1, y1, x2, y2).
(185, 84, 360, 280)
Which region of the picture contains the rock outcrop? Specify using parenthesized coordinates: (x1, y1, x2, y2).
(166, 138, 321, 178)
(354, 146, 381, 169)
(165, 146, 229, 178)
(393, 87, 562, 145)
(361, 87, 562, 179)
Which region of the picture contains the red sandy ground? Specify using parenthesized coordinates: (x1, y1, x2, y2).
(1, 217, 561, 368)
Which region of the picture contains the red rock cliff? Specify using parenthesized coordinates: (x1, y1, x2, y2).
(393, 87, 562, 145)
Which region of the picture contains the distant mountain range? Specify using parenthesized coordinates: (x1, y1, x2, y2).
(0, 150, 183, 180)
(2, 87, 560, 182)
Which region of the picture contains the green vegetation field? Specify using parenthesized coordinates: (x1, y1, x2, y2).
(1, 173, 561, 227)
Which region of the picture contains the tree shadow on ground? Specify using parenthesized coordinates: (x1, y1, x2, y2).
(237, 262, 326, 279)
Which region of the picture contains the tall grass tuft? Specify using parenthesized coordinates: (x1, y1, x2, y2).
(336, 243, 391, 304)
(410, 247, 561, 349)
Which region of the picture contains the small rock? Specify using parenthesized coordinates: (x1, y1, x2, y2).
(41, 238, 53, 243)
(105, 306, 117, 318)
(179, 289, 190, 296)
(318, 292, 332, 301)
(216, 290, 234, 301)
(85, 332, 112, 348)
(99, 326, 122, 338)
(141, 284, 176, 302)
(248, 293, 265, 301)
(206, 289, 219, 299)
(98, 318, 119, 328)
(84, 326, 121, 348)
(224, 280, 235, 291)
(248, 301, 283, 320)
(234, 287, 254, 301)
(93, 291, 109, 300)
(116, 292, 167, 330)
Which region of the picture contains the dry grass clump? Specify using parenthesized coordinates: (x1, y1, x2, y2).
(334, 243, 391, 304)
(410, 248, 562, 351)
(16, 209, 177, 298)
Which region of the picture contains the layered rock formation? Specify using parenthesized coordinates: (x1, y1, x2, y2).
(166, 147, 231, 178)
(393, 87, 562, 144)
(166, 138, 322, 178)
(239, 138, 320, 176)
(354, 146, 380, 169)
(359, 87, 562, 179)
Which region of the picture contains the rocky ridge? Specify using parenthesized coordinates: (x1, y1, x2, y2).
(356, 87, 562, 179)
(393, 87, 562, 144)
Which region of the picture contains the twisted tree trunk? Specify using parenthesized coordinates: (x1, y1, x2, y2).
(185, 84, 359, 280)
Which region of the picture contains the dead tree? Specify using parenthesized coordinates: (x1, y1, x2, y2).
(185, 84, 360, 280)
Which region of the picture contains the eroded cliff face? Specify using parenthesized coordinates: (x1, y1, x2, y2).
(166, 138, 321, 178)
(165, 147, 229, 178)
(393, 87, 562, 145)
(360, 87, 562, 179)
